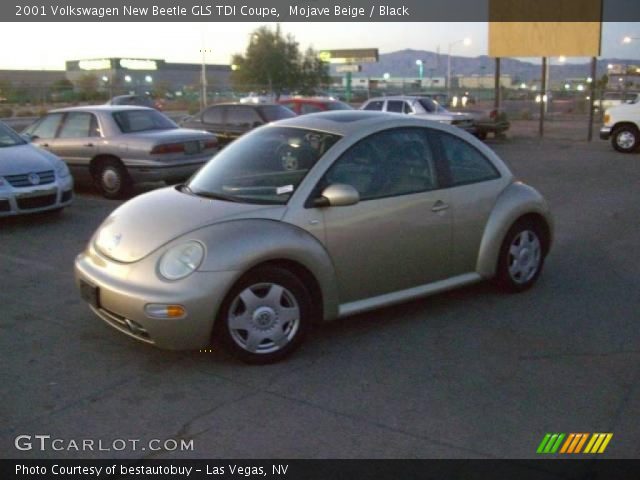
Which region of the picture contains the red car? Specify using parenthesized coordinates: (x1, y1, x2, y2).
(278, 97, 353, 115)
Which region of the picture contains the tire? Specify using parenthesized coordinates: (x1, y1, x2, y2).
(216, 266, 312, 364)
(611, 125, 639, 153)
(495, 219, 546, 293)
(94, 159, 132, 199)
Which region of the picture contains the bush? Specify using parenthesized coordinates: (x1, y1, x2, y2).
(0, 107, 13, 118)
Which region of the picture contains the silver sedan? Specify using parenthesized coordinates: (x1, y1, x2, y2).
(75, 111, 553, 364)
(23, 106, 217, 198)
(0, 121, 73, 217)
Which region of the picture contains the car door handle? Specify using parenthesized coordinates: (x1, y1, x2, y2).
(84, 143, 94, 147)
(431, 200, 449, 212)
(41, 143, 49, 147)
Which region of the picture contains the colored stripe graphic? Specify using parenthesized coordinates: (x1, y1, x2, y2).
(537, 433, 565, 454)
(538, 433, 613, 454)
(584, 433, 613, 454)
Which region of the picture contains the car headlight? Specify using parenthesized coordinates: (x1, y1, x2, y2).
(55, 161, 70, 178)
(158, 241, 205, 280)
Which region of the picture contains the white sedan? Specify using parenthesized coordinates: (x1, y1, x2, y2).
(0, 121, 73, 217)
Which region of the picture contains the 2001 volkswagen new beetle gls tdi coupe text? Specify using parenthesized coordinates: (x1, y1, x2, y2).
(74, 111, 553, 364)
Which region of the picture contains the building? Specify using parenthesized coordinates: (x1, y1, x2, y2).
(65, 58, 232, 96)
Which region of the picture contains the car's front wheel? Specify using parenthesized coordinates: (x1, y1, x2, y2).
(496, 220, 546, 292)
(217, 266, 312, 364)
(611, 125, 639, 153)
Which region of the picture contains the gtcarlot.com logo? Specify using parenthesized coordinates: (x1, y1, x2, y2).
(14, 435, 194, 452)
(536, 433, 613, 455)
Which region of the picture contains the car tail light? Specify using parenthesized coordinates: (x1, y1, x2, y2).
(150, 143, 185, 155)
(202, 139, 217, 150)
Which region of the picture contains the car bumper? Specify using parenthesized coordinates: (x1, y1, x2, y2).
(125, 156, 211, 184)
(0, 176, 73, 217)
(599, 126, 612, 140)
(74, 244, 239, 350)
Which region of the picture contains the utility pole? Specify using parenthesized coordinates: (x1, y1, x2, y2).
(200, 48, 211, 111)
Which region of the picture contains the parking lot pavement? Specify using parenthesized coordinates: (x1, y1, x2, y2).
(1, 138, 639, 459)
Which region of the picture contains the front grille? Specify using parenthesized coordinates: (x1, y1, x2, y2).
(17, 194, 56, 210)
(0, 199, 10, 212)
(5, 170, 55, 188)
(61, 189, 73, 203)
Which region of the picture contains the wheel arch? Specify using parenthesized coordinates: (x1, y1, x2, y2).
(476, 182, 554, 279)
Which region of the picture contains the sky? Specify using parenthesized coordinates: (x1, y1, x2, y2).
(0, 22, 638, 70)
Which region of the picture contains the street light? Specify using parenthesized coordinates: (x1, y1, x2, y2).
(447, 37, 471, 100)
(145, 75, 153, 83)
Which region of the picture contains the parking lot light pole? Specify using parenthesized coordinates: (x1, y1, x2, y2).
(200, 48, 211, 111)
(447, 38, 471, 101)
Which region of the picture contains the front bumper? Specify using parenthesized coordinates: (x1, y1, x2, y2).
(0, 176, 73, 217)
(599, 126, 612, 141)
(74, 244, 239, 350)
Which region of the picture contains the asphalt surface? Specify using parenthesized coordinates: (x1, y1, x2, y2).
(1, 134, 639, 459)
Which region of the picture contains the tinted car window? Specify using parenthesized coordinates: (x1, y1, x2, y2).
(258, 105, 296, 122)
(324, 128, 438, 201)
(202, 106, 224, 124)
(112, 110, 177, 133)
(300, 103, 324, 114)
(187, 127, 341, 205)
(387, 101, 405, 113)
(227, 106, 262, 128)
(28, 113, 64, 139)
(436, 131, 500, 186)
(363, 100, 384, 111)
(58, 112, 98, 138)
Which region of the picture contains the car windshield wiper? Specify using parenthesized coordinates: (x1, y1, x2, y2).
(182, 185, 240, 203)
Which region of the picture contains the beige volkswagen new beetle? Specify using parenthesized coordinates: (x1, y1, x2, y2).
(75, 111, 553, 363)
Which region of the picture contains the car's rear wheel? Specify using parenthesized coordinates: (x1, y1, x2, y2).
(217, 266, 311, 364)
(95, 159, 132, 199)
(611, 125, 639, 153)
(496, 220, 546, 292)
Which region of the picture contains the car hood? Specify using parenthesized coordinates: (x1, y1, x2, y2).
(606, 102, 640, 116)
(94, 186, 286, 263)
(0, 143, 60, 175)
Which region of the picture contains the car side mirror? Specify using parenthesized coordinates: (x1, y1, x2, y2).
(314, 183, 360, 207)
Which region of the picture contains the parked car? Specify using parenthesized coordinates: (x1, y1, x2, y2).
(600, 96, 640, 153)
(360, 95, 476, 133)
(0, 120, 73, 216)
(452, 108, 510, 140)
(22, 106, 217, 199)
(278, 97, 353, 115)
(179, 103, 295, 147)
(75, 111, 553, 364)
(108, 94, 164, 110)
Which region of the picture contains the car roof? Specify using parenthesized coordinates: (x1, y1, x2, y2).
(365, 95, 429, 102)
(49, 105, 155, 113)
(205, 102, 283, 108)
(282, 97, 342, 103)
(270, 110, 414, 135)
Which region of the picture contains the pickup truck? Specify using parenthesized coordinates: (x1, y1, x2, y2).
(600, 96, 640, 153)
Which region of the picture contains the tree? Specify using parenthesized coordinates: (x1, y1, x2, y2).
(76, 74, 99, 101)
(231, 25, 328, 98)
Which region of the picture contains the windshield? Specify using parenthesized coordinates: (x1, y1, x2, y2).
(418, 98, 448, 114)
(258, 105, 297, 122)
(187, 126, 341, 205)
(0, 122, 26, 147)
(112, 110, 177, 133)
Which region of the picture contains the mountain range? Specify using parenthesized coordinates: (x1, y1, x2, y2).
(333, 48, 640, 82)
